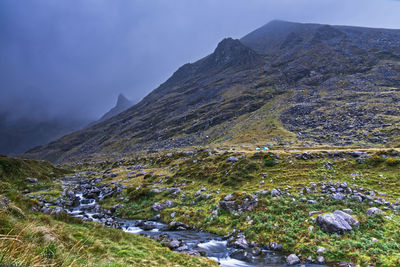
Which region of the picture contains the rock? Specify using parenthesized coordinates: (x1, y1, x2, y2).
(226, 156, 239, 163)
(316, 246, 326, 254)
(173, 244, 188, 252)
(316, 255, 325, 264)
(228, 233, 248, 249)
(270, 188, 280, 197)
(168, 221, 190, 231)
(366, 207, 382, 217)
(184, 250, 201, 257)
(230, 250, 253, 262)
(309, 211, 321, 216)
(151, 214, 161, 221)
(316, 210, 359, 234)
(26, 177, 38, 183)
(219, 193, 258, 214)
(332, 193, 345, 200)
(342, 208, 353, 214)
(287, 254, 300, 265)
(352, 194, 363, 202)
(256, 189, 269, 195)
(168, 239, 181, 249)
(138, 221, 156, 231)
(269, 242, 282, 251)
(151, 201, 176, 212)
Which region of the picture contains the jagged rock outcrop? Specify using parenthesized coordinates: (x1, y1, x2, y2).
(98, 94, 134, 122)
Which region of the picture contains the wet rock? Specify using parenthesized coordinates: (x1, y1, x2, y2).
(316, 210, 359, 234)
(366, 207, 383, 217)
(168, 239, 181, 249)
(151, 214, 161, 221)
(230, 250, 254, 262)
(184, 250, 201, 257)
(138, 221, 156, 231)
(269, 242, 282, 251)
(228, 233, 248, 249)
(287, 254, 300, 265)
(316, 255, 325, 264)
(175, 245, 189, 252)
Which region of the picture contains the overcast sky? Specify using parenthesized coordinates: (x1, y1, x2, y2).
(1, 0, 400, 120)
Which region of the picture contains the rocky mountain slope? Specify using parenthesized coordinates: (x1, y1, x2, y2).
(98, 93, 134, 122)
(24, 20, 400, 163)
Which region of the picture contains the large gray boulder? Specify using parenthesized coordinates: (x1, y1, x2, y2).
(316, 210, 359, 234)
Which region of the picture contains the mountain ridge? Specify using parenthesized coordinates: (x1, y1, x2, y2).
(24, 20, 400, 163)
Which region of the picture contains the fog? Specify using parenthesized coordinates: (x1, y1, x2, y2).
(1, 0, 400, 121)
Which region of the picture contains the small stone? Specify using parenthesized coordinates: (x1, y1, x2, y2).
(366, 207, 382, 217)
(287, 254, 300, 265)
(226, 156, 239, 163)
(342, 208, 353, 214)
(332, 193, 345, 200)
(26, 177, 39, 183)
(316, 255, 325, 264)
(317, 246, 326, 254)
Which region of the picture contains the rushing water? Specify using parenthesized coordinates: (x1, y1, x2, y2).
(64, 182, 326, 267)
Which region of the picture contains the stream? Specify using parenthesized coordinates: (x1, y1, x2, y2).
(60, 179, 326, 267)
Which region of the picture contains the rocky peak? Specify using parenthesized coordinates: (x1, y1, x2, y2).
(204, 38, 262, 69)
(99, 93, 133, 122)
(116, 94, 132, 109)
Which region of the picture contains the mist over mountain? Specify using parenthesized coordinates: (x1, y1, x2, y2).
(0, 92, 134, 155)
(24, 20, 400, 163)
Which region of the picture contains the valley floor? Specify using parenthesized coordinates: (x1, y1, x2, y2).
(2, 147, 400, 266)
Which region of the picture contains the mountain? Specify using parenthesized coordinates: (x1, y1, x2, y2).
(24, 20, 400, 163)
(98, 94, 134, 122)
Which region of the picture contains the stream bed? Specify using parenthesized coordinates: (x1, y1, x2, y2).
(58, 179, 326, 267)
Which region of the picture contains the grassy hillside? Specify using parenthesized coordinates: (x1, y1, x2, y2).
(0, 155, 216, 266)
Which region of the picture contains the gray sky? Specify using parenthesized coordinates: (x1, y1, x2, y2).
(1, 0, 400, 120)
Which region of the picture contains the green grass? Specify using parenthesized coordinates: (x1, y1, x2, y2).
(0, 155, 217, 267)
(104, 149, 400, 266)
